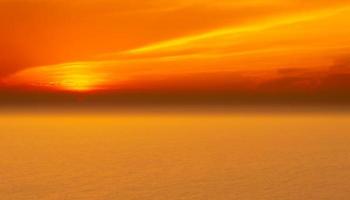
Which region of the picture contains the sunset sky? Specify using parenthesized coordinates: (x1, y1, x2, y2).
(1, 0, 350, 105)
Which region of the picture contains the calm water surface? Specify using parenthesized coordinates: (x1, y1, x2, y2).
(0, 113, 349, 199)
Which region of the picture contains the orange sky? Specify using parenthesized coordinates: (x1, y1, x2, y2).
(1, 0, 350, 94)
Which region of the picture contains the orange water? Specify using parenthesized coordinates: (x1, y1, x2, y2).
(0, 114, 349, 199)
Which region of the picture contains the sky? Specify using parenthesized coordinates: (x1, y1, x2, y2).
(0, 0, 350, 105)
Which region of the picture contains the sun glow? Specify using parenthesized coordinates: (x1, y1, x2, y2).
(59, 74, 102, 91)
(49, 63, 109, 92)
(5, 63, 109, 92)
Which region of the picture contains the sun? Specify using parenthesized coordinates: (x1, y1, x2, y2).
(58, 72, 106, 92)
(54, 63, 108, 92)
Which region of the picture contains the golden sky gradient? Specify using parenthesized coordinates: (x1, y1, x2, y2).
(1, 0, 350, 94)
